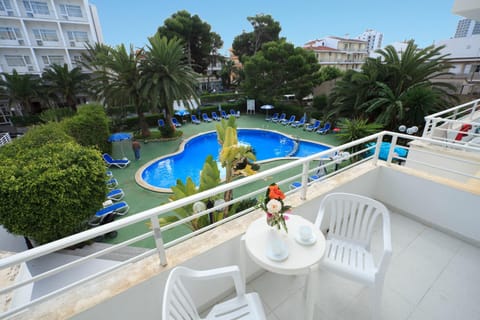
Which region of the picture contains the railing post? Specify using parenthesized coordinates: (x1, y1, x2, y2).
(150, 216, 168, 266)
(386, 135, 398, 163)
(300, 162, 309, 200)
(373, 135, 383, 165)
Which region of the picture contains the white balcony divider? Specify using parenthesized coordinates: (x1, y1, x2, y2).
(423, 98, 480, 144)
(0, 131, 479, 318)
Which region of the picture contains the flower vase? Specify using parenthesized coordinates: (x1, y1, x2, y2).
(267, 226, 288, 259)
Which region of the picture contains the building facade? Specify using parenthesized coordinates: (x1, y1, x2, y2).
(454, 18, 480, 38)
(303, 36, 368, 71)
(357, 29, 383, 56)
(0, 0, 102, 75)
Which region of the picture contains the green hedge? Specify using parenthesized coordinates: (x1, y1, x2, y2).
(63, 104, 111, 153)
(0, 123, 107, 244)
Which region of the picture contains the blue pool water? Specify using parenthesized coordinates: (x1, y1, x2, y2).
(140, 129, 330, 190)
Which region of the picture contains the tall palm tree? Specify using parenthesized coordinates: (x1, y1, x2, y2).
(83, 43, 149, 135)
(362, 41, 457, 129)
(41, 63, 90, 110)
(139, 33, 199, 130)
(0, 70, 40, 115)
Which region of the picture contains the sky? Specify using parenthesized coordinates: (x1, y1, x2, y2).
(91, 0, 462, 56)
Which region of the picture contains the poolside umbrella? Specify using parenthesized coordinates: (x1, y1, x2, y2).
(108, 132, 132, 159)
(260, 105, 275, 119)
(174, 109, 190, 122)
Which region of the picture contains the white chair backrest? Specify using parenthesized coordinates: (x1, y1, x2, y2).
(163, 267, 200, 320)
(315, 193, 388, 248)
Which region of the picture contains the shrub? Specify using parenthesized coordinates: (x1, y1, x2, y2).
(63, 104, 110, 153)
(39, 108, 75, 123)
(0, 124, 106, 244)
(160, 124, 176, 138)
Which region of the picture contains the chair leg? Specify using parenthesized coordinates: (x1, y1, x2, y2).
(240, 235, 247, 284)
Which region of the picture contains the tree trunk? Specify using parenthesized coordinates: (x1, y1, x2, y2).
(138, 111, 151, 137)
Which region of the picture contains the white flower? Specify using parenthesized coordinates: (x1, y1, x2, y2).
(266, 199, 282, 214)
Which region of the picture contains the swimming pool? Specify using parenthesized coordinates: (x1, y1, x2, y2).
(137, 129, 330, 192)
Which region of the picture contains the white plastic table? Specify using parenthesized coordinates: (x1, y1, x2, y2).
(244, 215, 325, 320)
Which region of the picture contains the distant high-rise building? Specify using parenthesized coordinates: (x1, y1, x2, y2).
(357, 29, 383, 56)
(454, 18, 480, 38)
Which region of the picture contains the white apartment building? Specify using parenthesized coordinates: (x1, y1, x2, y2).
(0, 0, 102, 75)
(303, 36, 368, 71)
(454, 18, 480, 37)
(357, 29, 383, 56)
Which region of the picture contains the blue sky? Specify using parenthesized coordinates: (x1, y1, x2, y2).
(91, 0, 461, 55)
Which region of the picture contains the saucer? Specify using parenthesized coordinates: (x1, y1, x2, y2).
(295, 232, 317, 246)
(266, 245, 289, 262)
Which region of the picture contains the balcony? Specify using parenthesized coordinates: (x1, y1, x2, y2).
(1, 101, 479, 319)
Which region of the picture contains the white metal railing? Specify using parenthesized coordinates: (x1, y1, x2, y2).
(0, 130, 479, 318)
(423, 98, 480, 145)
(0, 132, 11, 146)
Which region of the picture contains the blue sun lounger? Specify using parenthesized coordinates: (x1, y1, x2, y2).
(107, 188, 125, 201)
(102, 153, 130, 168)
(89, 201, 130, 226)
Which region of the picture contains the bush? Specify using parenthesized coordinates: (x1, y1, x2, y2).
(39, 108, 75, 123)
(0, 124, 107, 244)
(63, 104, 110, 153)
(10, 115, 41, 127)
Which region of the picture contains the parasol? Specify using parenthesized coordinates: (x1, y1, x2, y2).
(108, 132, 132, 159)
(260, 105, 275, 119)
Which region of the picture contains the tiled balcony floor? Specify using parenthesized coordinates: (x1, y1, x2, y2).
(245, 211, 480, 320)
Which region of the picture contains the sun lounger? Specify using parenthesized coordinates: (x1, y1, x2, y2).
(281, 115, 296, 125)
(211, 112, 221, 121)
(102, 153, 130, 168)
(171, 117, 182, 127)
(107, 188, 125, 201)
(191, 114, 201, 124)
(291, 116, 306, 128)
(305, 120, 321, 132)
(202, 113, 213, 122)
(106, 178, 119, 189)
(316, 122, 331, 134)
(272, 113, 286, 123)
(220, 110, 229, 119)
(89, 201, 130, 226)
(266, 112, 279, 122)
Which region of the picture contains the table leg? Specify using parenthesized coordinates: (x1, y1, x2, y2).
(305, 270, 316, 320)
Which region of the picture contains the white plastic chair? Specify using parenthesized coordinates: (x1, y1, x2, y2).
(162, 265, 266, 320)
(314, 193, 392, 320)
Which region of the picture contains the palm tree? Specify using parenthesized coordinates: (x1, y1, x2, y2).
(361, 41, 457, 129)
(139, 33, 199, 131)
(0, 70, 40, 115)
(83, 43, 149, 135)
(41, 64, 90, 110)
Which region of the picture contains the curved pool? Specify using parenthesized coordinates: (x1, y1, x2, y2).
(137, 129, 330, 192)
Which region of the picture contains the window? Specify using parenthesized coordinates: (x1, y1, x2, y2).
(0, 27, 21, 40)
(33, 28, 58, 41)
(5, 55, 30, 66)
(67, 30, 88, 42)
(0, 0, 13, 11)
(42, 55, 64, 66)
(23, 1, 49, 15)
(59, 4, 82, 17)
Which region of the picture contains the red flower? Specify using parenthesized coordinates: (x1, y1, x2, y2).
(268, 184, 285, 200)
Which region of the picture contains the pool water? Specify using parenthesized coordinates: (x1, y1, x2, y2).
(140, 129, 330, 190)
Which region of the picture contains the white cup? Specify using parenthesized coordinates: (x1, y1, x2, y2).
(299, 225, 312, 241)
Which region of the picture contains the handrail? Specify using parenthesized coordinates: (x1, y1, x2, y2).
(1, 130, 479, 318)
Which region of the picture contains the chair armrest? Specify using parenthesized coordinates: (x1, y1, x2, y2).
(181, 265, 246, 295)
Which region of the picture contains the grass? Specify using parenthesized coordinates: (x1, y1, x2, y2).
(103, 113, 343, 248)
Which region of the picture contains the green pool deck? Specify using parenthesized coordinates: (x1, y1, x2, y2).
(103, 114, 342, 248)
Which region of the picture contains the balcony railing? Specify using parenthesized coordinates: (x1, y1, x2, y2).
(0, 130, 479, 318)
(423, 98, 480, 146)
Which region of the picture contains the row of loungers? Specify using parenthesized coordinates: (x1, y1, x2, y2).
(158, 110, 240, 127)
(266, 113, 331, 134)
(89, 171, 129, 226)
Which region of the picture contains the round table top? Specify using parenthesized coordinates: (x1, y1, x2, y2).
(244, 215, 326, 275)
